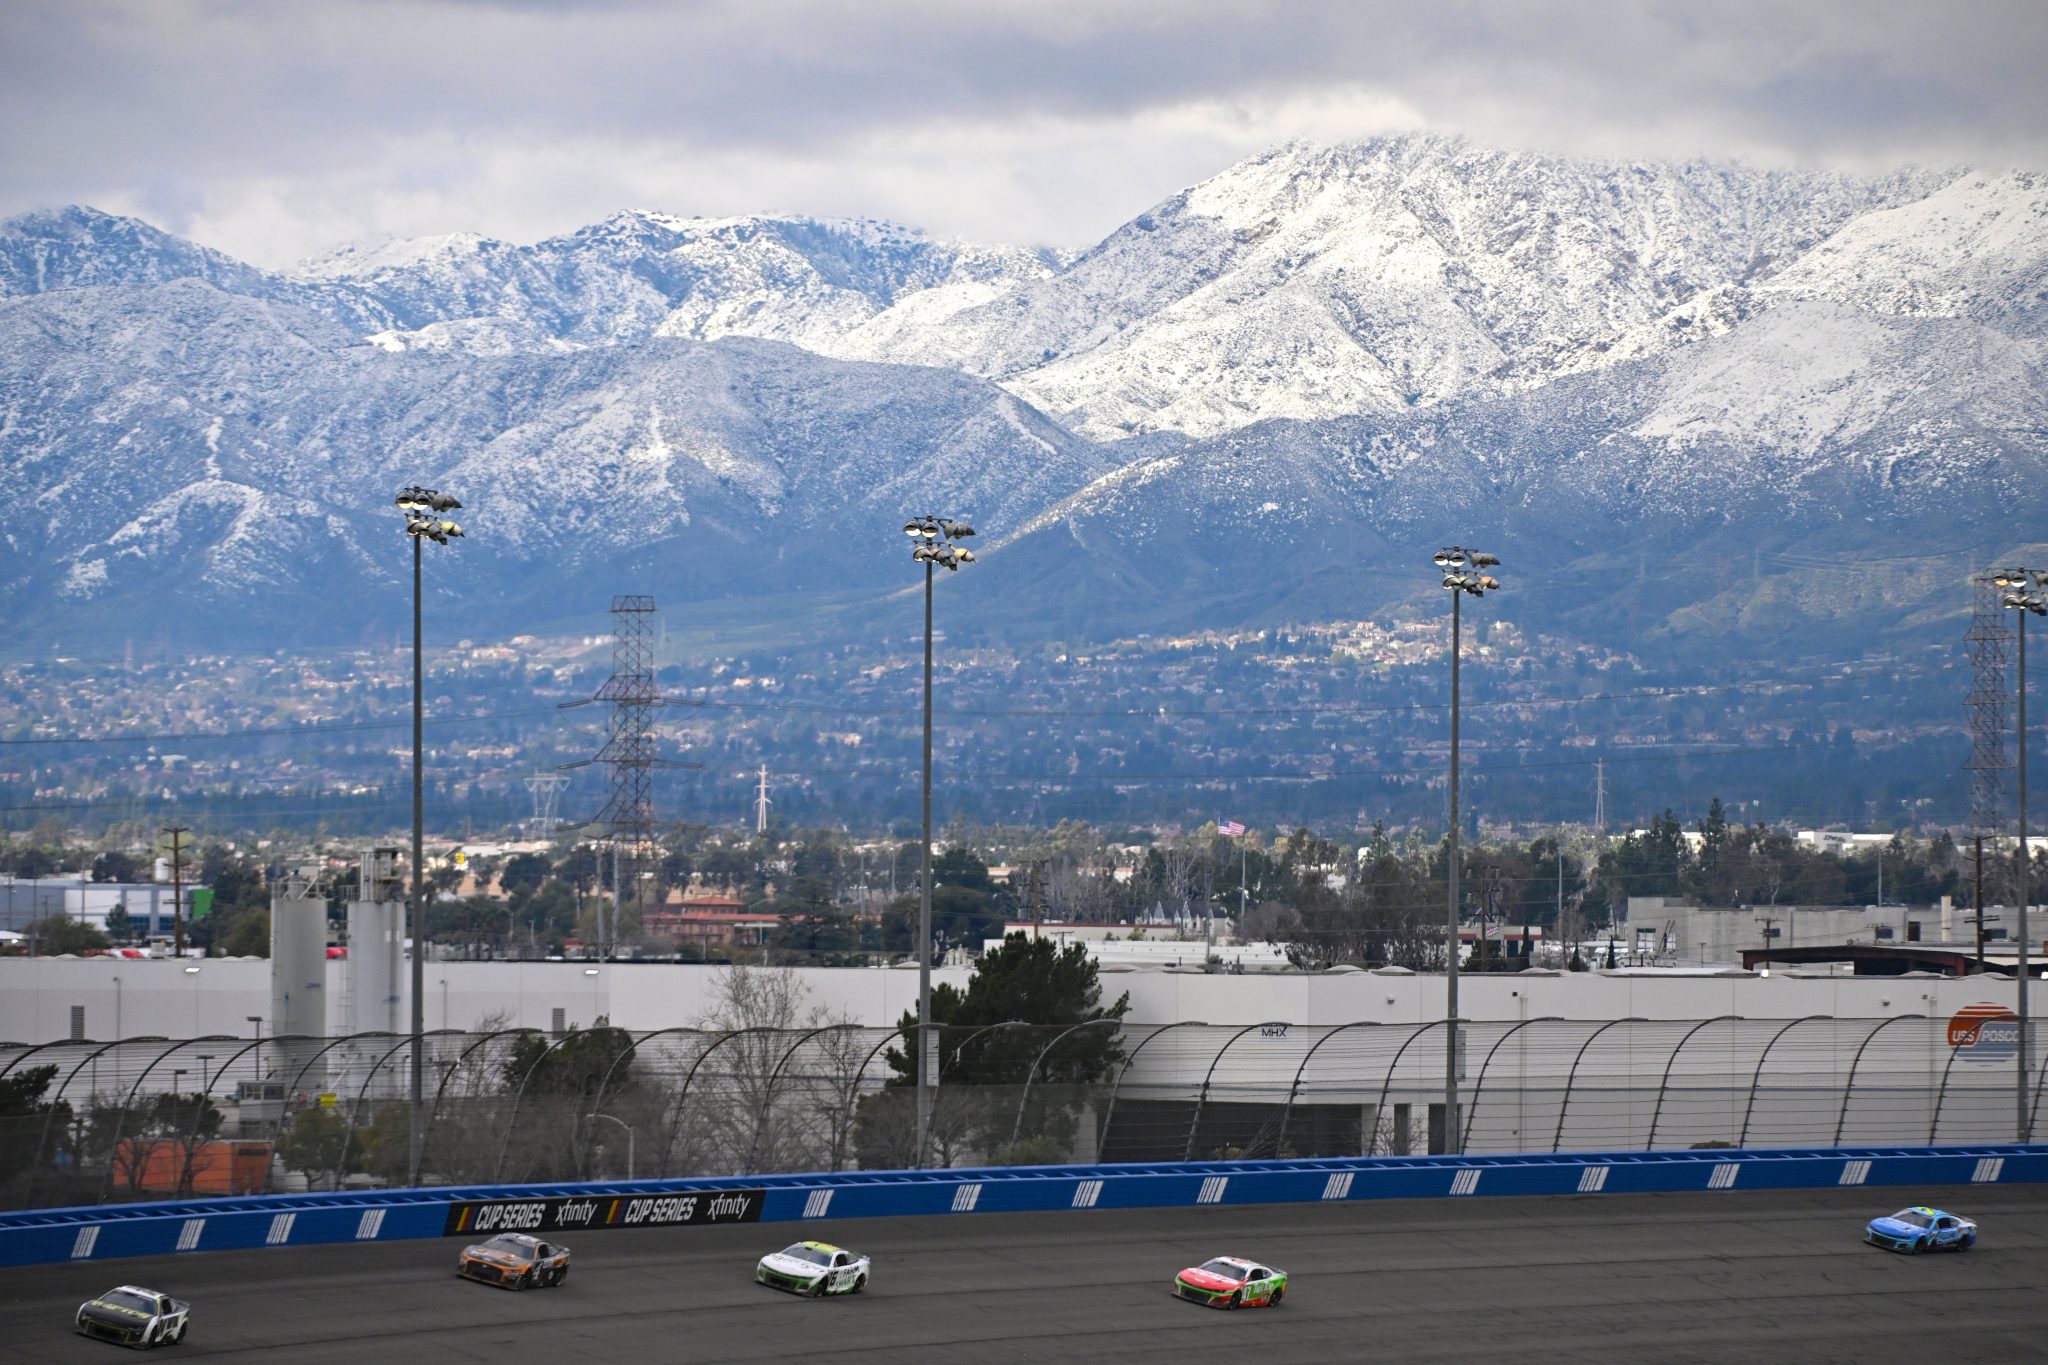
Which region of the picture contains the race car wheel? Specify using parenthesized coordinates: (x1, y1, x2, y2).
(852, 1275, 866, 1294)
(174, 1321, 187, 1344)
(1271, 1286, 1284, 1306)
(518, 1268, 536, 1289)
(554, 1266, 569, 1286)
(1912, 1236, 1929, 1255)
(808, 1278, 827, 1298)
(1228, 1290, 1243, 1309)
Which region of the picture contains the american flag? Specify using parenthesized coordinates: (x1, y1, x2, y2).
(1217, 819, 1246, 837)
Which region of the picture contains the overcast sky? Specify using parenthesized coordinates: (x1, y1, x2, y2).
(3, 0, 2045, 268)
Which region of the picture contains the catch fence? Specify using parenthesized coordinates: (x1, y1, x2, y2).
(0, 1017, 2039, 1210)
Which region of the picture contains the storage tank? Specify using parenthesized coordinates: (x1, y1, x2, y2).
(268, 870, 329, 1089)
(346, 848, 406, 1037)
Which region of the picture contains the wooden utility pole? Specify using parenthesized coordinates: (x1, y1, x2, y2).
(1755, 913, 1781, 966)
(161, 826, 192, 957)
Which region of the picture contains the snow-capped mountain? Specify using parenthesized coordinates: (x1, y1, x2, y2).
(1, 133, 2043, 655)
(0, 276, 1110, 640)
(298, 211, 1065, 353)
(833, 136, 1951, 438)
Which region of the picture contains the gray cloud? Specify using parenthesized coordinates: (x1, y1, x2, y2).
(3, 0, 2043, 266)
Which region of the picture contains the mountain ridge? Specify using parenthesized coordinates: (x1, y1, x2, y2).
(1, 133, 2042, 663)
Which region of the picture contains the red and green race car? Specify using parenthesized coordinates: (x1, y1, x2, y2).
(1173, 1256, 1288, 1309)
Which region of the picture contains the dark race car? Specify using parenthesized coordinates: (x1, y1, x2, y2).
(75, 1285, 189, 1348)
(457, 1232, 572, 1289)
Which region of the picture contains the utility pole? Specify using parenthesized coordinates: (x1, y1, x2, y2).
(1755, 913, 1780, 965)
(1552, 833, 1563, 967)
(610, 839, 621, 963)
(1975, 836, 1987, 972)
(161, 826, 191, 958)
(1593, 759, 1606, 834)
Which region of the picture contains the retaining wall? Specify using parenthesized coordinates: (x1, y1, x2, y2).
(4, 1144, 2044, 1269)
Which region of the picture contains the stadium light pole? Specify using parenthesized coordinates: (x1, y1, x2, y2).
(397, 483, 464, 1186)
(903, 515, 975, 1168)
(1432, 545, 1501, 1155)
(1995, 567, 2046, 1141)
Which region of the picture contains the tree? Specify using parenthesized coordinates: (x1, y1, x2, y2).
(861, 934, 1128, 1168)
(277, 1106, 350, 1189)
(26, 915, 109, 956)
(1276, 825, 1438, 970)
(91, 850, 142, 884)
(103, 904, 136, 945)
(879, 883, 1004, 958)
(678, 965, 866, 1175)
(220, 908, 270, 958)
(522, 878, 579, 948)
(768, 904, 863, 964)
(497, 1018, 639, 1183)
(499, 852, 551, 898)
(0, 1065, 65, 1195)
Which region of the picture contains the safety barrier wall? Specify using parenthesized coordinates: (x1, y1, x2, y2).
(4, 1017, 2041, 1212)
(4, 1143, 2044, 1268)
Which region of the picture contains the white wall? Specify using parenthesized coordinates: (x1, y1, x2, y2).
(3, 958, 2045, 1045)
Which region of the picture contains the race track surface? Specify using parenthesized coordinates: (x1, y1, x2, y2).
(3, 1184, 2043, 1364)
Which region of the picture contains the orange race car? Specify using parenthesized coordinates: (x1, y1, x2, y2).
(456, 1232, 571, 1290)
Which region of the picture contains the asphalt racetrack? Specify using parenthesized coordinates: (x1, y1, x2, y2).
(4, 1184, 2044, 1364)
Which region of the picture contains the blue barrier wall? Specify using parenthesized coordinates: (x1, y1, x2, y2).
(4, 1144, 2044, 1269)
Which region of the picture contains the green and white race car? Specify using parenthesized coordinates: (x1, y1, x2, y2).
(755, 1241, 869, 1297)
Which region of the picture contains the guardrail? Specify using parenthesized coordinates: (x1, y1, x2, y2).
(4, 1144, 2044, 1269)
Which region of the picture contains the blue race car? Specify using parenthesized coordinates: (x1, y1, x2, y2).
(1865, 1206, 1976, 1254)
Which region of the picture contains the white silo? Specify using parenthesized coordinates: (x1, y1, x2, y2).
(346, 847, 407, 1038)
(268, 868, 330, 1089)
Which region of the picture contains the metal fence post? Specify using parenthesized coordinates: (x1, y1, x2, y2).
(1276, 1022, 1380, 1157)
(1646, 1015, 1741, 1150)
(1098, 1022, 1207, 1163)
(1008, 1018, 1122, 1154)
(1551, 1018, 1642, 1154)
(1462, 1017, 1559, 1154)
(1737, 1016, 1824, 1150)
(1184, 1023, 1272, 1161)
(1835, 1015, 1923, 1147)
(1370, 1022, 1444, 1156)
(332, 1033, 426, 1190)
(423, 1027, 541, 1180)
(93, 1036, 238, 1203)
(491, 1030, 585, 1181)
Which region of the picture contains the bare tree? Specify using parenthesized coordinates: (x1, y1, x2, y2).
(687, 966, 870, 1175)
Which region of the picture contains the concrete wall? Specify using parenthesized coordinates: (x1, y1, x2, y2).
(2, 957, 2044, 1043)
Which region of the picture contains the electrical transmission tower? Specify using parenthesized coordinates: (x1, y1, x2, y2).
(560, 596, 701, 960)
(754, 765, 771, 834)
(1966, 572, 2013, 835)
(524, 772, 568, 839)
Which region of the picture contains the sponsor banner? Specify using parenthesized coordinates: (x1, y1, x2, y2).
(444, 1189, 765, 1237)
(1949, 1003, 2020, 1063)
